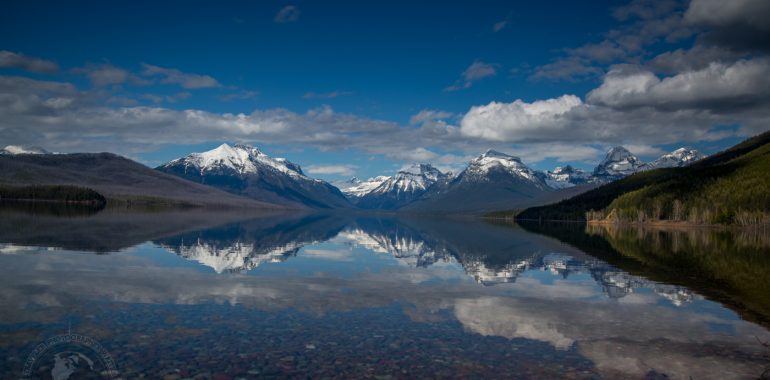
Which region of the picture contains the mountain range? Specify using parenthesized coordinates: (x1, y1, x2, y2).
(514, 131, 770, 225)
(0, 142, 706, 212)
(156, 143, 351, 209)
(0, 150, 276, 209)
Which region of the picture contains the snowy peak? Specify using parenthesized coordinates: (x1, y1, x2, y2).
(543, 165, 591, 189)
(641, 147, 705, 170)
(396, 163, 445, 183)
(157, 143, 352, 209)
(164, 143, 305, 178)
(0, 145, 51, 155)
(162, 239, 301, 274)
(350, 163, 450, 209)
(551, 165, 576, 175)
(399, 163, 441, 177)
(464, 149, 541, 184)
(374, 163, 448, 195)
(593, 146, 644, 178)
(340, 175, 390, 198)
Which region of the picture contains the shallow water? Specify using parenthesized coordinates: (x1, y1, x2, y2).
(1, 210, 769, 379)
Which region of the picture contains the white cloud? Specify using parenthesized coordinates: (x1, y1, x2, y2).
(621, 144, 666, 157)
(409, 109, 453, 125)
(508, 144, 602, 163)
(460, 95, 583, 141)
(685, 0, 770, 31)
(301, 248, 354, 261)
(0, 50, 58, 74)
(1, 64, 766, 167)
(530, 57, 603, 82)
(305, 164, 358, 177)
(446, 60, 498, 91)
(567, 41, 626, 63)
(274, 5, 300, 23)
(648, 45, 741, 74)
(587, 58, 770, 111)
(613, 0, 682, 21)
(141, 91, 191, 104)
(82, 64, 130, 87)
(141, 63, 221, 89)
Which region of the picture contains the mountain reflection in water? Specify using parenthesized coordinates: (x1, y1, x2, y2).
(1, 208, 769, 379)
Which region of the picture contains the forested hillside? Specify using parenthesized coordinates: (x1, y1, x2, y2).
(512, 131, 770, 226)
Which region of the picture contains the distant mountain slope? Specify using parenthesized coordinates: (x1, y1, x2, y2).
(157, 143, 351, 209)
(589, 146, 705, 182)
(0, 153, 277, 209)
(155, 213, 348, 273)
(403, 150, 553, 213)
(355, 164, 451, 209)
(337, 176, 390, 199)
(639, 148, 705, 171)
(515, 131, 770, 225)
(0, 145, 50, 155)
(592, 146, 645, 181)
(541, 165, 592, 189)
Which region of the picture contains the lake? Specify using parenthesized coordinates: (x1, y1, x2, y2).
(1, 207, 769, 379)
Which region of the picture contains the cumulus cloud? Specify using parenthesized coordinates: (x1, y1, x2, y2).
(0, 76, 405, 155)
(2, 49, 769, 169)
(378, 148, 469, 173)
(79, 63, 131, 87)
(612, 0, 683, 21)
(446, 60, 498, 91)
(305, 164, 358, 177)
(533, 0, 692, 82)
(274, 5, 300, 23)
(685, 0, 770, 52)
(141, 63, 221, 89)
(587, 58, 770, 112)
(647, 45, 741, 74)
(530, 57, 603, 82)
(0, 50, 58, 73)
(456, 77, 767, 147)
(507, 144, 602, 163)
(409, 109, 454, 125)
(141, 91, 191, 104)
(460, 95, 583, 141)
(567, 41, 626, 63)
(301, 248, 354, 261)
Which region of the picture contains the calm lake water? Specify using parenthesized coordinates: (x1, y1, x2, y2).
(1, 207, 769, 379)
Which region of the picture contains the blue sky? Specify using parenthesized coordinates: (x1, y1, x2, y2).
(1, 0, 769, 181)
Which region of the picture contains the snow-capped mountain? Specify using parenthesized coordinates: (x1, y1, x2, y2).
(461, 150, 545, 185)
(640, 147, 705, 170)
(404, 150, 551, 212)
(161, 239, 301, 273)
(161, 143, 304, 177)
(337, 227, 453, 268)
(355, 163, 451, 209)
(338, 176, 390, 199)
(541, 165, 592, 189)
(591, 146, 705, 181)
(592, 146, 645, 180)
(156, 143, 351, 209)
(0, 145, 50, 155)
(464, 258, 533, 286)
